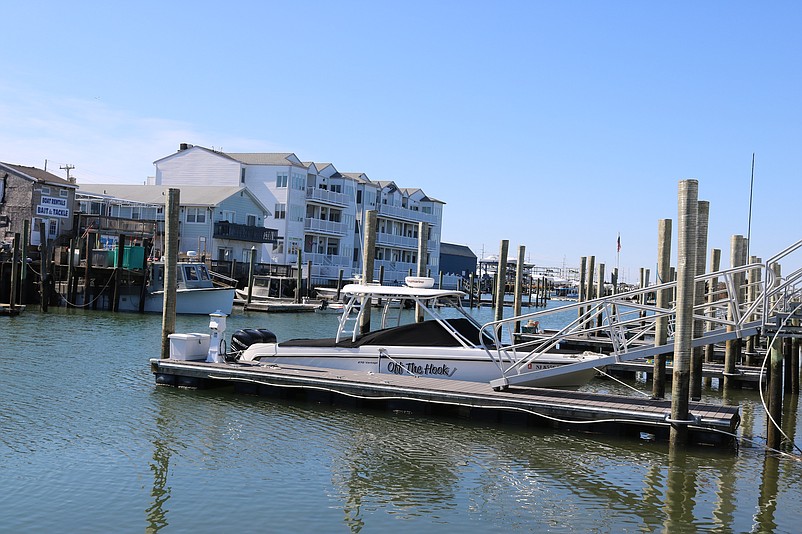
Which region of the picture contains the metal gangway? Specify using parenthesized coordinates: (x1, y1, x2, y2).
(486, 239, 802, 390)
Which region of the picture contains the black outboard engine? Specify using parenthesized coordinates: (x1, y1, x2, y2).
(230, 328, 278, 354)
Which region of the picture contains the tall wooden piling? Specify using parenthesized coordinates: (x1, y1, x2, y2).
(670, 179, 698, 448)
(336, 269, 343, 301)
(723, 235, 745, 390)
(38, 221, 50, 312)
(595, 263, 605, 331)
(20, 220, 29, 303)
(654, 219, 673, 399)
(468, 272, 475, 308)
(745, 256, 762, 366)
(112, 234, 126, 312)
(246, 246, 256, 305)
(690, 201, 709, 400)
(9, 233, 20, 311)
(306, 260, 312, 298)
(704, 248, 722, 364)
(359, 210, 377, 334)
(767, 336, 784, 449)
(493, 240, 509, 322)
(295, 253, 303, 303)
(766, 261, 783, 449)
(160, 188, 180, 360)
(513, 245, 525, 332)
(577, 256, 587, 320)
(584, 255, 595, 330)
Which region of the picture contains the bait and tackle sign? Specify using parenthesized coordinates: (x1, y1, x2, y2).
(36, 196, 70, 218)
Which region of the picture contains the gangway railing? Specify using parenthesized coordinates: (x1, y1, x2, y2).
(485, 239, 802, 389)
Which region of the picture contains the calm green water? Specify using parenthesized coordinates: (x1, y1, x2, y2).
(1, 305, 801, 533)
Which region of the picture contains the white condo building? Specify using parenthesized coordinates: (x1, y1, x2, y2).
(152, 144, 444, 286)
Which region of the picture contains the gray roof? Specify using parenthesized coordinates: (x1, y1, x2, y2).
(225, 152, 305, 167)
(78, 184, 270, 213)
(0, 162, 78, 188)
(440, 243, 476, 258)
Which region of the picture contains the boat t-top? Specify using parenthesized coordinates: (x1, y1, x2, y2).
(229, 277, 605, 388)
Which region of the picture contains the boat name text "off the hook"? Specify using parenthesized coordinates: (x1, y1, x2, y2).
(387, 361, 457, 377)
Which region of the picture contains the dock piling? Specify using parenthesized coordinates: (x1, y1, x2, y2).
(654, 218, 673, 398)
(691, 201, 710, 400)
(669, 178, 698, 448)
(160, 188, 180, 360)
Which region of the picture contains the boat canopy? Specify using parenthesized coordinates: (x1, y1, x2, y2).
(341, 283, 465, 300)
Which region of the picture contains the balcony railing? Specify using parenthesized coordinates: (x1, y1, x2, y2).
(213, 221, 278, 243)
(306, 187, 350, 206)
(304, 218, 347, 235)
(377, 203, 438, 224)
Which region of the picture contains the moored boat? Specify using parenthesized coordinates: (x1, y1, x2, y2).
(117, 260, 235, 315)
(223, 277, 605, 388)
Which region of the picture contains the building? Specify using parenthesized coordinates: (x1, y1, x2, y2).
(77, 184, 275, 264)
(0, 162, 78, 249)
(439, 243, 477, 279)
(152, 144, 445, 286)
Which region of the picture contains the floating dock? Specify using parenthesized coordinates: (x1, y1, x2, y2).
(151, 358, 740, 447)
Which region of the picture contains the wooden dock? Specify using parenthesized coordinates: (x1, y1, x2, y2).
(151, 358, 741, 447)
(606, 359, 765, 386)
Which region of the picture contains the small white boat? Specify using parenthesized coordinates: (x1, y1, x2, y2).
(118, 260, 235, 315)
(230, 278, 605, 388)
(235, 274, 297, 303)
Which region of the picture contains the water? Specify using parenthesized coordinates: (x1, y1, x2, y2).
(2, 305, 801, 533)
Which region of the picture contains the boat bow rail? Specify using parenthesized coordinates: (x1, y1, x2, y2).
(486, 239, 802, 389)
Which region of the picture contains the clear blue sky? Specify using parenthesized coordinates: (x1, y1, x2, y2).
(2, 1, 800, 282)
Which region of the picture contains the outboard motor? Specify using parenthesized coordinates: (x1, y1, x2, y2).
(230, 328, 278, 354)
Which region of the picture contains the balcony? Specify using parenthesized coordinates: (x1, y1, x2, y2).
(306, 187, 350, 206)
(377, 203, 437, 224)
(304, 218, 347, 235)
(213, 221, 278, 243)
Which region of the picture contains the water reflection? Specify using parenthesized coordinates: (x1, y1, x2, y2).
(146, 408, 173, 532)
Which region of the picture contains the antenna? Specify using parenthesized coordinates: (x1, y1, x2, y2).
(746, 153, 755, 260)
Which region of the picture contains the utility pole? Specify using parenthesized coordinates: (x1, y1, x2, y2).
(60, 164, 75, 183)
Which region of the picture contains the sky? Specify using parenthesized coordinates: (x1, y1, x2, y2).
(2, 1, 800, 282)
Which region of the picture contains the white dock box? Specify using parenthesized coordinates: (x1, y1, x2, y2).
(168, 333, 211, 360)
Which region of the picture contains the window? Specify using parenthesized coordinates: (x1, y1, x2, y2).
(289, 205, 303, 222)
(273, 238, 284, 253)
(246, 214, 257, 226)
(276, 173, 288, 187)
(186, 207, 206, 224)
(291, 172, 305, 190)
(274, 203, 286, 219)
(356, 190, 362, 204)
(40, 186, 51, 195)
(221, 210, 235, 223)
(48, 219, 58, 238)
(240, 168, 246, 184)
(131, 207, 141, 220)
(59, 189, 69, 198)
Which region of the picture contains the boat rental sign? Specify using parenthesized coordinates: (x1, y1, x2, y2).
(36, 196, 70, 218)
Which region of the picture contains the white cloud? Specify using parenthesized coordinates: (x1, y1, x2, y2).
(0, 83, 284, 185)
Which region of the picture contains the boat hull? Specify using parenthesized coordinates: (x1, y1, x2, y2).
(118, 287, 235, 315)
(241, 344, 599, 388)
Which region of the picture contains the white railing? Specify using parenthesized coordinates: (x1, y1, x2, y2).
(304, 218, 347, 235)
(481, 239, 802, 388)
(306, 187, 350, 206)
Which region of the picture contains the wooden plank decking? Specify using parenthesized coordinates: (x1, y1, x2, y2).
(151, 358, 741, 447)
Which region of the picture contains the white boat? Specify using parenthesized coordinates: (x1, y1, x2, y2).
(117, 260, 235, 315)
(235, 274, 297, 303)
(230, 278, 605, 388)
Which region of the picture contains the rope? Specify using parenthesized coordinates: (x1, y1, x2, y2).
(757, 300, 802, 455)
(203, 372, 802, 460)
